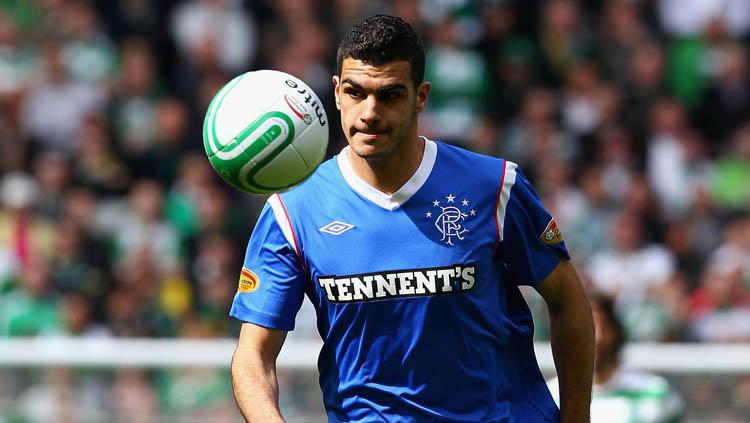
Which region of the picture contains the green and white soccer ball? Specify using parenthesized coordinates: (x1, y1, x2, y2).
(203, 70, 329, 194)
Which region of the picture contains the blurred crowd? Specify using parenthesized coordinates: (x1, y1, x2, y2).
(3, 0, 750, 344)
(0, 0, 749, 419)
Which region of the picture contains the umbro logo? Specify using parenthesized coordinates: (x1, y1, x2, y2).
(319, 220, 354, 236)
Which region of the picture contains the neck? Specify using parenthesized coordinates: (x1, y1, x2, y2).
(348, 135, 425, 195)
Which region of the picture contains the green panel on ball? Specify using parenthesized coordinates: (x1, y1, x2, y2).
(202, 74, 245, 157)
(207, 111, 297, 193)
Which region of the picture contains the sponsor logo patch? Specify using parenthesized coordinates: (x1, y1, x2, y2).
(283, 94, 312, 124)
(319, 220, 354, 236)
(317, 264, 477, 303)
(238, 268, 260, 293)
(540, 218, 564, 245)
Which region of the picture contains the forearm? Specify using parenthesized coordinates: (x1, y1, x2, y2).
(548, 293, 595, 423)
(231, 351, 285, 423)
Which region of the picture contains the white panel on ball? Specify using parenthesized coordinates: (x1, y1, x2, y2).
(251, 146, 311, 188)
(203, 69, 329, 194)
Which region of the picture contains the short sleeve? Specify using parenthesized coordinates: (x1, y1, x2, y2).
(229, 202, 306, 330)
(499, 163, 570, 286)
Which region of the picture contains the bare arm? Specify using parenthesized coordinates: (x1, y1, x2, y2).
(231, 322, 288, 423)
(537, 260, 594, 423)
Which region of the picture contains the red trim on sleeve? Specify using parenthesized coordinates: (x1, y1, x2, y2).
(275, 193, 308, 273)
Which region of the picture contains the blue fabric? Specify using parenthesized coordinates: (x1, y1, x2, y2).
(502, 168, 571, 286)
(230, 141, 568, 422)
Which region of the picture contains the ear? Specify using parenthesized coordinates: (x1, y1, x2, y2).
(332, 75, 341, 110)
(415, 81, 431, 113)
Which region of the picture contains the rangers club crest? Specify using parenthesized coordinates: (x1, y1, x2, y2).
(426, 194, 476, 246)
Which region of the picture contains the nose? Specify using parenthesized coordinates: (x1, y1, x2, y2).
(359, 95, 381, 127)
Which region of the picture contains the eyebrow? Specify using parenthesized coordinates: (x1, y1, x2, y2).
(342, 78, 408, 94)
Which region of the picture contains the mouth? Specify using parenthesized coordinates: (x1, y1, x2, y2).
(352, 128, 389, 140)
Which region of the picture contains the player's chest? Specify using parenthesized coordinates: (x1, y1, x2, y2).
(298, 192, 499, 297)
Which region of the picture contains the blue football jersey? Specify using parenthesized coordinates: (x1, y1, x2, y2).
(230, 139, 570, 422)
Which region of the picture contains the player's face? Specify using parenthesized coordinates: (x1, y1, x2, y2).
(333, 58, 430, 160)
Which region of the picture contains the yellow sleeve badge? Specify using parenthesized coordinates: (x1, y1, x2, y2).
(238, 268, 260, 293)
(540, 218, 564, 245)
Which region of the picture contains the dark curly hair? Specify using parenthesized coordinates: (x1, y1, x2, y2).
(336, 15, 425, 87)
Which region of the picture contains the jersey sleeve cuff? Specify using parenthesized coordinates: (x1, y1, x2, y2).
(527, 249, 569, 287)
(229, 303, 296, 331)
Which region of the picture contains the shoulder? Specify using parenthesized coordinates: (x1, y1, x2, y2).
(432, 140, 514, 185)
(435, 140, 507, 168)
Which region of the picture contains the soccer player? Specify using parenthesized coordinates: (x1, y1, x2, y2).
(548, 295, 685, 422)
(230, 15, 594, 422)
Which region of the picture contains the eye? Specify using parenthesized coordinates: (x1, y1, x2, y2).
(345, 88, 363, 99)
(379, 91, 403, 102)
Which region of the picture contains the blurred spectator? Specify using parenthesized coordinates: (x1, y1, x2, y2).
(537, 0, 593, 83)
(588, 212, 676, 296)
(108, 37, 163, 166)
(622, 40, 665, 143)
(594, 125, 635, 201)
(154, 315, 234, 417)
(20, 43, 105, 155)
(694, 43, 750, 146)
(707, 214, 750, 286)
(560, 60, 605, 137)
(596, 0, 652, 82)
(0, 258, 61, 336)
(548, 294, 685, 422)
(110, 369, 158, 421)
(31, 151, 71, 219)
(134, 96, 195, 186)
(646, 97, 713, 218)
(687, 265, 750, 342)
(164, 153, 214, 242)
(170, 0, 257, 74)
(711, 123, 750, 211)
(16, 369, 78, 423)
(60, 292, 111, 337)
(192, 233, 238, 335)
(553, 167, 612, 263)
(48, 218, 109, 301)
(0, 173, 54, 276)
(111, 179, 181, 275)
(421, 15, 490, 144)
(72, 114, 131, 195)
(94, 0, 171, 45)
(587, 212, 676, 329)
(499, 88, 577, 176)
(0, 12, 40, 96)
(486, 35, 538, 124)
(664, 220, 706, 284)
(687, 216, 750, 342)
(658, 0, 750, 38)
(59, 0, 116, 85)
(271, 19, 333, 96)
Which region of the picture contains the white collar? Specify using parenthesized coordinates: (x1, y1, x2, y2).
(337, 137, 437, 211)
